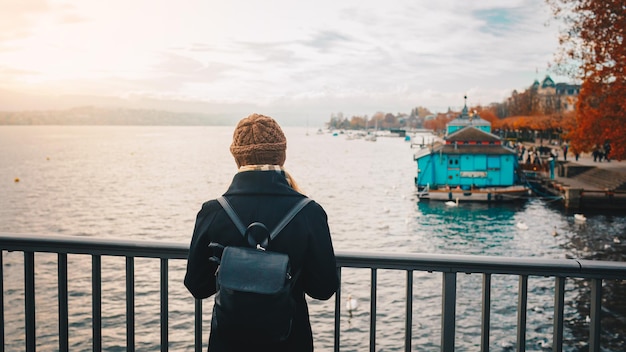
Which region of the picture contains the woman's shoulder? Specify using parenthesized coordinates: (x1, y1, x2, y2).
(195, 198, 223, 219)
(299, 197, 329, 222)
(304, 197, 325, 211)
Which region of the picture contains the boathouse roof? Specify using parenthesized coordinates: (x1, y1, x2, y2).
(446, 126, 500, 143)
(415, 144, 516, 159)
(446, 104, 490, 128)
(439, 144, 516, 155)
(414, 142, 516, 159)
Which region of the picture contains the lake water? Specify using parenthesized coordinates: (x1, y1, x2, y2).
(1, 126, 625, 351)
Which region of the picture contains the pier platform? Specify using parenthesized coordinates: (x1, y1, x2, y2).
(525, 151, 626, 210)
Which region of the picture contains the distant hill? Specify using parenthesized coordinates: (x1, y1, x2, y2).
(0, 106, 238, 126)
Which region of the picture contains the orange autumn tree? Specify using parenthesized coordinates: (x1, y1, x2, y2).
(423, 113, 454, 134)
(497, 115, 534, 132)
(473, 106, 499, 126)
(548, 0, 626, 160)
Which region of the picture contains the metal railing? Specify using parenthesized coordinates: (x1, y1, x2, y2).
(1, 232, 626, 352)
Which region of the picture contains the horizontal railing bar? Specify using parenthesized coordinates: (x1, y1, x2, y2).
(0, 233, 188, 259)
(337, 252, 626, 279)
(573, 260, 626, 279)
(2, 233, 626, 279)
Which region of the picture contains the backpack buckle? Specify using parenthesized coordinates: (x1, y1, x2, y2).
(245, 222, 270, 249)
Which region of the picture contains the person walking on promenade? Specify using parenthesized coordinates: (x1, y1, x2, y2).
(184, 113, 339, 352)
(549, 151, 556, 179)
(574, 148, 580, 161)
(533, 150, 542, 166)
(604, 140, 612, 162)
(562, 143, 569, 161)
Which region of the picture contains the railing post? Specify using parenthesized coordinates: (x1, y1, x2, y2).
(58, 253, 69, 352)
(160, 258, 168, 352)
(481, 273, 491, 352)
(370, 268, 377, 352)
(126, 257, 135, 352)
(194, 299, 202, 352)
(589, 278, 602, 352)
(92, 255, 102, 351)
(405, 270, 413, 352)
(25, 251, 36, 352)
(516, 275, 528, 352)
(0, 251, 4, 349)
(553, 276, 565, 352)
(334, 267, 341, 352)
(441, 272, 456, 352)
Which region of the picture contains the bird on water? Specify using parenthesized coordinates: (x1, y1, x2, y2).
(445, 198, 459, 207)
(346, 295, 358, 317)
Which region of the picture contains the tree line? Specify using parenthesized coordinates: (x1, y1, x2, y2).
(326, 106, 434, 130)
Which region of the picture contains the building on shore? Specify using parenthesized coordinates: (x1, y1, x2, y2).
(507, 75, 581, 115)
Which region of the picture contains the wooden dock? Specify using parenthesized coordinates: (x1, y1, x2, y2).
(524, 154, 626, 210)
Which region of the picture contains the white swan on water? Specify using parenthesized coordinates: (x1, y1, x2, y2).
(516, 221, 529, 230)
(346, 295, 358, 317)
(574, 214, 587, 222)
(445, 198, 459, 207)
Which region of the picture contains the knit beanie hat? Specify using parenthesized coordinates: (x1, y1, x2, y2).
(230, 113, 287, 167)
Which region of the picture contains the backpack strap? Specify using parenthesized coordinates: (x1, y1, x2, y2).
(217, 196, 312, 241)
(217, 196, 246, 236)
(269, 197, 312, 241)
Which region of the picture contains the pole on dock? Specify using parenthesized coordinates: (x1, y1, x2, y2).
(563, 188, 582, 209)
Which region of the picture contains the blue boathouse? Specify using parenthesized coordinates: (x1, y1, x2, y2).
(414, 100, 525, 201)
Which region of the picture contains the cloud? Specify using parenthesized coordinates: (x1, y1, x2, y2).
(0, 65, 39, 85)
(0, 0, 86, 52)
(0, 0, 50, 42)
(0, 0, 568, 117)
(302, 30, 353, 53)
(59, 13, 86, 24)
(137, 52, 238, 95)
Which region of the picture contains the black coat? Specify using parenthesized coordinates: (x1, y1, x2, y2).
(184, 170, 339, 352)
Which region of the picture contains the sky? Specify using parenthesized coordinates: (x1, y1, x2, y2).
(0, 0, 573, 124)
